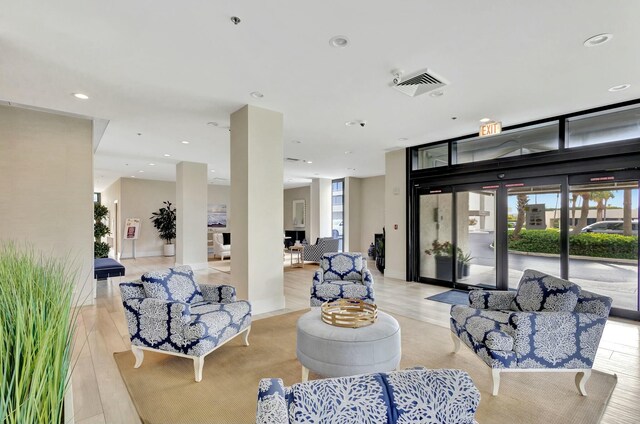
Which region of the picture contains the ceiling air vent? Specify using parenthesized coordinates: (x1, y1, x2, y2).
(285, 157, 302, 162)
(392, 68, 449, 97)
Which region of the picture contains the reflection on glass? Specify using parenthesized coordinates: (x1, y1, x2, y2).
(419, 192, 453, 281)
(567, 105, 640, 148)
(456, 189, 497, 288)
(454, 122, 558, 165)
(414, 144, 448, 170)
(569, 181, 639, 311)
(507, 184, 562, 288)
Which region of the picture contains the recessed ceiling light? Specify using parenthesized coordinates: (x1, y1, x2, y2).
(181, 140, 189, 144)
(329, 35, 349, 48)
(479, 118, 492, 123)
(584, 33, 613, 47)
(314, 173, 320, 176)
(72, 93, 89, 100)
(163, 154, 171, 157)
(148, 163, 155, 166)
(250, 91, 264, 99)
(345, 121, 358, 126)
(608, 84, 631, 92)
(138, 170, 144, 173)
(210, 169, 216, 172)
(429, 91, 444, 98)
(347, 167, 356, 171)
(397, 138, 408, 142)
(345, 150, 352, 154)
(207, 122, 218, 127)
(307, 161, 313, 164)
(130, 175, 136, 178)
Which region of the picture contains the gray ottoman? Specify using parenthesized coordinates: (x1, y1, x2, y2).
(296, 308, 401, 381)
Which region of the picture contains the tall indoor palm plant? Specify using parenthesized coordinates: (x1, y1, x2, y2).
(0, 243, 78, 423)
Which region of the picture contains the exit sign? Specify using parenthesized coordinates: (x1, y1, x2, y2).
(479, 121, 502, 137)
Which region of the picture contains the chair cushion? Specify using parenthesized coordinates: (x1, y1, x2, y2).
(141, 265, 204, 303)
(321, 252, 364, 281)
(511, 269, 581, 312)
(184, 300, 251, 341)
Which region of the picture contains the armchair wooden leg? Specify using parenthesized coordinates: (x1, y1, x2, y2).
(132, 346, 144, 368)
(451, 332, 461, 353)
(491, 369, 501, 396)
(243, 326, 251, 346)
(576, 369, 591, 396)
(194, 356, 205, 382)
(301, 366, 309, 382)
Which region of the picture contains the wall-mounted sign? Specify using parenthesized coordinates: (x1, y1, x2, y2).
(479, 121, 502, 137)
(124, 218, 140, 240)
(525, 204, 546, 230)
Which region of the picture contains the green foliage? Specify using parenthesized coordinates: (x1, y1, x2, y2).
(94, 202, 111, 258)
(375, 228, 385, 260)
(0, 243, 78, 424)
(150, 201, 177, 243)
(508, 229, 638, 259)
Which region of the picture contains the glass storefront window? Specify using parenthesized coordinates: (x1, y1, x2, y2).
(566, 105, 640, 148)
(453, 122, 559, 165)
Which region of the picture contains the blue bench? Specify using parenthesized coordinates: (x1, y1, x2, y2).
(94, 258, 125, 298)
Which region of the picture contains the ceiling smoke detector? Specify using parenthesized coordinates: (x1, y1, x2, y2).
(391, 68, 449, 97)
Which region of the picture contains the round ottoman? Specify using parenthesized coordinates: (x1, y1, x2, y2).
(296, 308, 401, 381)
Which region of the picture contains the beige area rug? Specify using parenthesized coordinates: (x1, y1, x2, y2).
(114, 310, 617, 424)
(208, 259, 231, 273)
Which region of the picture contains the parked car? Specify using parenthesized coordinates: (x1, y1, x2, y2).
(580, 221, 638, 235)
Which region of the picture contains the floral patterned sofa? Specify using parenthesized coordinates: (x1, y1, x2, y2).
(450, 269, 612, 395)
(119, 265, 251, 382)
(256, 368, 480, 424)
(310, 252, 374, 306)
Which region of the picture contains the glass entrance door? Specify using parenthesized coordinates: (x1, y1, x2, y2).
(455, 185, 498, 288)
(506, 181, 563, 289)
(568, 175, 639, 313)
(419, 188, 454, 282)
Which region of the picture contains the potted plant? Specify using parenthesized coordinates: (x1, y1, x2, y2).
(0, 243, 78, 423)
(375, 228, 385, 273)
(94, 202, 111, 258)
(150, 200, 177, 257)
(424, 240, 472, 280)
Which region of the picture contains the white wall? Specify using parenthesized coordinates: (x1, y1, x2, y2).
(283, 186, 310, 238)
(0, 105, 93, 303)
(100, 179, 122, 258)
(359, 176, 385, 255)
(385, 150, 407, 280)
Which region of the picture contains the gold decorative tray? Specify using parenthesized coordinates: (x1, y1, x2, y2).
(321, 299, 378, 328)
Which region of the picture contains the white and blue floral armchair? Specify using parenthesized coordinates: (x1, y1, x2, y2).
(310, 252, 374, 307)
(450, 269, 612, 396)
(119, 265, 251, 382)
(256, 368, 480, 424)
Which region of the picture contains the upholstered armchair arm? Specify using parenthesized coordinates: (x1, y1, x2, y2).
(256, 378, 288, 424)
(469, 290, 516, 310)
(200, 284, 237, 303)
(312, 269, 324, 285)
(510, 311, 607, 366)
(362, 268, 374, 286)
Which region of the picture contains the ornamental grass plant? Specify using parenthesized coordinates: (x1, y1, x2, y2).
(0, 243, 78, 423)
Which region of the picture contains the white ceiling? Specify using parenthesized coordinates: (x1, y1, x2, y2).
(2, 1, 638, 192)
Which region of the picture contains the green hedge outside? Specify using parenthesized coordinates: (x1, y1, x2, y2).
(508, 229, 638, 260)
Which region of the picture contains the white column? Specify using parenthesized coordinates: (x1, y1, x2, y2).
(310, 178, 332, 241)
(384, 150, 406, 280)
(176, 161, 208, 270)
(345, 177, 362, 253)
(230, 105, 285, 314)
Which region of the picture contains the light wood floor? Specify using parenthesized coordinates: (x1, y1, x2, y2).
(72, 256, 640, 424)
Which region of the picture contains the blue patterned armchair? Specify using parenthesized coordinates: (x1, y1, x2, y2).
(303, 237, 340, 263)
(450, 269, 612, 396)
(119, 265, 251, 382)
(256, 368, 480, 424)
(310, 252, 374, 307)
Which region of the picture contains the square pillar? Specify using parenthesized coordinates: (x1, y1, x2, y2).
(310, 178, 332, 241)
(176, 161, 208, 269)
(230, 105, 285, 314)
